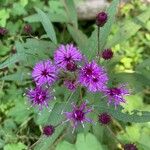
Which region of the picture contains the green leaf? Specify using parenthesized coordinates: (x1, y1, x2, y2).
(23, 38, 56, 57)
(0, 39, 56, 69)
(35, 8, 57, 44)
(56, 133, 104, 150)
(122, 94, 144, 113)
(0, 9, 10, 26)
(34, 100, 56, 125)
(67, 24, 88, 50)
(112, 72, 150, 92)
(4, 142, 27, 150)
(20, 0, 28, 7)
(136, 58, 150, 70)
(107, 8, 150, 47)
(0, 44, 10, 56)
(62, 0, 78, 27)
(24, 11, 68, 23)
(56, 141, 75, 150)
(99, 0, 120, 50)
(0, 42, 25, 69)
(76, 133, 103, 150)
(96, 101, 150, 123)
(12, 3, 27, 16)
(8, 100, 31, 124)
(1, 70, 30, 82)
(0, 139, 5, 149)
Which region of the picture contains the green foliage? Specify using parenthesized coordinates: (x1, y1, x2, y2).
(4, 142, 27, 150)
(56, 133, 104, 150)
(107, 7, 150, 47)
(62, 0, 78, 27)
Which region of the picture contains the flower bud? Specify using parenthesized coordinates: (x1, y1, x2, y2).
(102, 48, 113, 60)
(66, 61, 77, 72)
(0, 27, 8, 36)
(96, 12, 108, 27)
(98, 112, 111, 125)
(43, 125, 55, 137)
(23, 24, 32, 34)
(124, 144, 138, 150)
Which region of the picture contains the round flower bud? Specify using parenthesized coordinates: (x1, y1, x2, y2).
(23, 24, 32, 34)
(102, 48, 113, 60)
(43, 125, 55, 137)
(124, 144, 138, 150)
(0, 27, 8, 36)
(98, 112, 111, 125)
(66, 61, 77, 72)
(96, 12, 108, 27)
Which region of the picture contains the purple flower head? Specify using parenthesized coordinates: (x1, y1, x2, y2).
(43, 125, 55, 137)
(26, 86, 53, 110)
(64, 79, 78, 91)
(64, 101, 93, 131)
(23, 24, 32, 34)
(79, 61, 108, 92)
(32, 60, 57, 86)
(0, 27, 8, 36)
(98, 112, 111, 125)
(54, 44, 82, 71)
(102, 48, 113, 60)
(124, 144, 138, 150)
(105, 84, 130, 107)
(96, 12, 108, 27)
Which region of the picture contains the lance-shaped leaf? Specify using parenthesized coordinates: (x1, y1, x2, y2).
(35, 8, 57, 44)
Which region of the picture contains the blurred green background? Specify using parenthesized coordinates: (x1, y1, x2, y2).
(0, 0, 150, 150)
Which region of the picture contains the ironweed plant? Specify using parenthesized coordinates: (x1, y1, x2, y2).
(0, 0, 150, 150)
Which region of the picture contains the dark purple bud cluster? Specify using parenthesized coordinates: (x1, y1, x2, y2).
(102, 48, 113, 60)
(98, 112, 111, 125)
(23, 24, 32, 34)
(124, 144, 138, 150)
(0, 27, 8, 36)
(43, 125, 55, 137)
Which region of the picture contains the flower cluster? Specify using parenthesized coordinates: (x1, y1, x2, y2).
(26, 11, 130, 136)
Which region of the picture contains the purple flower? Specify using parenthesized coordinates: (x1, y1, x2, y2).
(102, 48, 113, 60)
(64, 79, 78, 91)
(26, 86, 53, 110)
(105, 84, 129, 107)
(64, 101, 93, 131)
(98, 112, 111, 125)
(96, 12, 108, 27)
(43, 125, 55, 137)
(79, 61, 108, 92)
(32, 60, 57, 86)
(54, 44, 82, 71)
(124, 144, 138, 150)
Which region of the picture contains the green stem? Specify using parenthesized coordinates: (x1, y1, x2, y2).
(97, 26, 101, 63)
(106, 126, 123, 145)
(98, 26, 100, 54)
